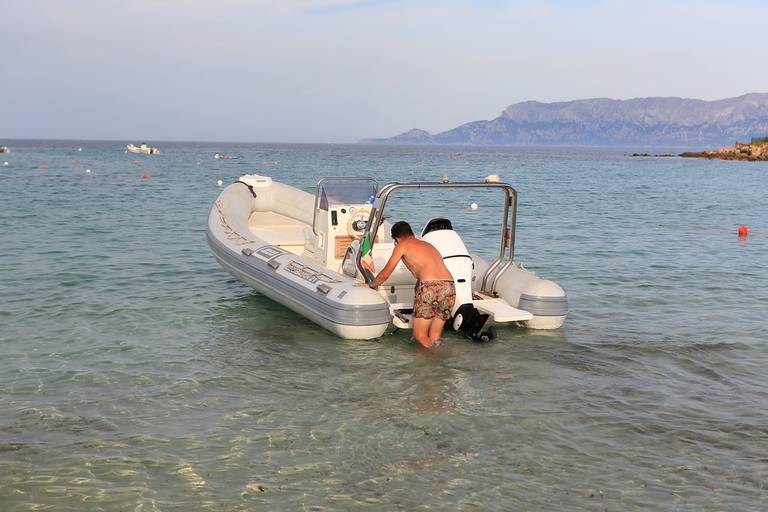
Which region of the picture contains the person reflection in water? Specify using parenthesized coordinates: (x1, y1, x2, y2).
(369, 221, 456, 348)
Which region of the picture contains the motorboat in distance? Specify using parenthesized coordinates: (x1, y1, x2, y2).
(0, 146, 9, 153)
(127, 143, 159, 155)
(207, 175, 568, 341)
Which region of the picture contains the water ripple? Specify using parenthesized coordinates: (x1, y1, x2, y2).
(1, 142, 767, 510)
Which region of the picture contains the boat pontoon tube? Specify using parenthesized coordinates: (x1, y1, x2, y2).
(207, 179, 391, 339)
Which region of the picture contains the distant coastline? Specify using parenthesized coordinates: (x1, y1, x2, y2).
(362, 93, 768, 148)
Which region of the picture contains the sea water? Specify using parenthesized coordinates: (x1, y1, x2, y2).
(1, 140, 766, 510)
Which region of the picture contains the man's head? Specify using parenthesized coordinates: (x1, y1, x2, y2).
(391, 221, 414, 243)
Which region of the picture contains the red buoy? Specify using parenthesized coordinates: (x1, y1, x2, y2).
(140, 172, 150, 180)
(738, 225, 749, 238)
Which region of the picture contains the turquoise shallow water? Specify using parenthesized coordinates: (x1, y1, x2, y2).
(1, 140, 767, 510)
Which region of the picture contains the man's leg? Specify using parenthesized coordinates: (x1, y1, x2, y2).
(428, 318, 447, 343)
(412, 317, 434, 348)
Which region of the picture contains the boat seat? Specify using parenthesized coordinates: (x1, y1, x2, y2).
(248, 211, 310, 247)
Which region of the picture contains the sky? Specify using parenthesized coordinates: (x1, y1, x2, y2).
(2, 0, 767, 143)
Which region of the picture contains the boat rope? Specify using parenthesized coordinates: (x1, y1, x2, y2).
(235, 180, 257, 198)
(214, 198, 257, 246)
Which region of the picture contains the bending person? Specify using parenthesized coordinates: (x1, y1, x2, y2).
(369, 221, 455, 348)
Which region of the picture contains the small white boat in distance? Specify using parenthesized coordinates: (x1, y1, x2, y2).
(0, 146, 9, 154)
(127, 143, 159, 155)
(207, 175, 567, 341)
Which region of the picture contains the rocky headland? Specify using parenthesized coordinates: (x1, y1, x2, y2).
(363, 93, 768, 147)
(680, 141, 768, 161)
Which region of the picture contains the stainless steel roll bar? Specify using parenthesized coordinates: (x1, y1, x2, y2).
(312, 176, 378, 235)
(356, 181, 518, 295)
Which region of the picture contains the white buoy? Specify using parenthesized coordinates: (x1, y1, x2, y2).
(484, 174, 500, 183)
(86, 169, 91, 173)
(78, 147, 83, 152)
(3, 162, 8, 166)
(470, 203, 479, 210)
(217, 180, 223, 186)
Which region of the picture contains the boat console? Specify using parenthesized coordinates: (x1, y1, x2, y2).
(312, 178, 392, 272)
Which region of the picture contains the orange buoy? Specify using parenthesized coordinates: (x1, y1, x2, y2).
(140, 172, 150, 180)
(738, 225, 749, 238)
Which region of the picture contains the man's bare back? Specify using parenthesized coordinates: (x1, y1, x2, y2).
(396, 237, 453, 283)
(368, 236, 452, 288)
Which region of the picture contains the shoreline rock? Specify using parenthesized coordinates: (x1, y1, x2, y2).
(680, 142, 768, 161)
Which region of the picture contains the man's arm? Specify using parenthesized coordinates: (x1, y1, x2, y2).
(369, 244, 404, 288)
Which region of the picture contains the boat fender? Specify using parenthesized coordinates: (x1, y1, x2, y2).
(235, 180, 258, 198)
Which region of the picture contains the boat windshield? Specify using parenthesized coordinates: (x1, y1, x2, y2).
(318, 181, 376, 210)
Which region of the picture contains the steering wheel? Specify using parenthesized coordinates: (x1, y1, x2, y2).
(347, 205, 373, 235)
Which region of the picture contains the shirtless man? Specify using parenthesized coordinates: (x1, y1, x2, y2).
(369, 221, 456, 348)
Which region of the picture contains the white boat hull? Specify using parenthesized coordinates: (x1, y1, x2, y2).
(207, 175, 567, 340)
(207, 179, 390, 340)
(127, 144, 159, 155)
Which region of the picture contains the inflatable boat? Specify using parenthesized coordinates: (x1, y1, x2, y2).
(207, 174, 567, 340)
(127, 143, 159, 155)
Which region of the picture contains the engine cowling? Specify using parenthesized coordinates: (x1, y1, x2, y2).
(421, 218, 492, 342)
(420, 218, 473, 315)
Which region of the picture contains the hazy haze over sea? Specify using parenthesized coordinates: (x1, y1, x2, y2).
(1, 140, 766, 510)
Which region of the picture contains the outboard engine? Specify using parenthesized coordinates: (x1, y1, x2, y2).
(421, 218, 495, 342)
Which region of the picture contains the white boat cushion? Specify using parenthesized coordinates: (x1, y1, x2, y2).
(248, 211, 310, 247)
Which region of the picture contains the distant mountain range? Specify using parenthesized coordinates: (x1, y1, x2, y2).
(362, 93, 768, 147)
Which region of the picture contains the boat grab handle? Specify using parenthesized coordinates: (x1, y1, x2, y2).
(358, 182, 517, 294)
